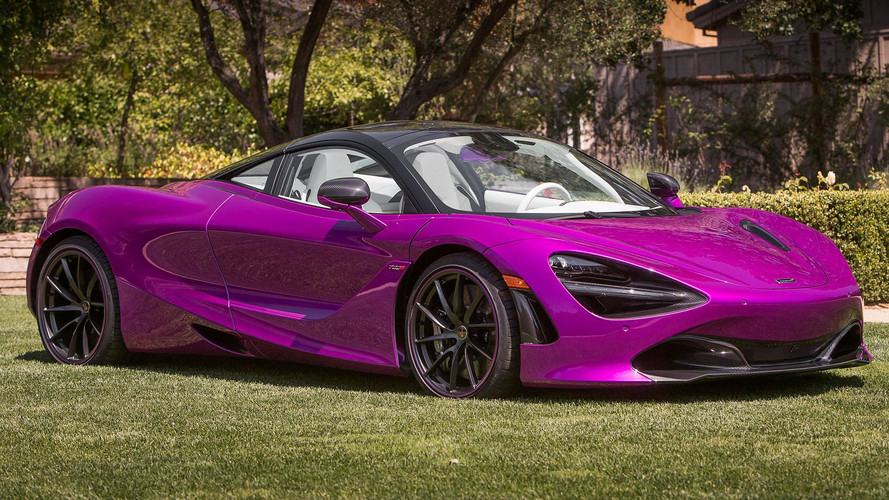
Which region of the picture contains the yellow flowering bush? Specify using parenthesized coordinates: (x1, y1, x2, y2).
(85, 143, 254, 179)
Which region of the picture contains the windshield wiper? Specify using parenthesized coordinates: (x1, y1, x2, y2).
(547, 211, 603, 220)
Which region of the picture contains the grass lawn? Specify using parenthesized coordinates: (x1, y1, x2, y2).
(1, 295, 887, 498)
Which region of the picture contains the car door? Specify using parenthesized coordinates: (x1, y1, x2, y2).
(207, 144, 432, 368)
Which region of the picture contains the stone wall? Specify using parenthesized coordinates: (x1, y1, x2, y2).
(14, 176, 177, 225)
(0, 233, 36, 295)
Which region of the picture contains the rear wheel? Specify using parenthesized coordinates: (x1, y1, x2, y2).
(36, 236, 130, 365)
(405, 253, 519, 398)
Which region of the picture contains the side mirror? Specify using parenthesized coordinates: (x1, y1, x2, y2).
(317, 177, 371, 207)
(317, 177, 386, 233)
(646, 172, 683, 208)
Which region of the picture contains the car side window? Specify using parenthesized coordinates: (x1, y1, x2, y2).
(278, 147, 407, 214)
(230, 158, 276, 191)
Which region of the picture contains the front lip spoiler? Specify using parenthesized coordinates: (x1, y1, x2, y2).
(642, 356, 870, 383)
(633, 322, 872, 383)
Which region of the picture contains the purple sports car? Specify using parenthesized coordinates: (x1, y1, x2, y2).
(27, 121, 872, 398)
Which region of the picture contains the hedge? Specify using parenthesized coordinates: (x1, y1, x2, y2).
(683, 191, 889, 303)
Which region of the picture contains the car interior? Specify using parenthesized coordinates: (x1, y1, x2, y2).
(403, 135, 643, 214)
(277, 148, 404, 214)
(228, 136, 653, 217)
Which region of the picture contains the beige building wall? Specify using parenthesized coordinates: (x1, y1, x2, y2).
(662, 0, 717, 47)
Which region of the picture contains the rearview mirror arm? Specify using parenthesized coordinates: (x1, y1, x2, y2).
(318, 196, 387, 234)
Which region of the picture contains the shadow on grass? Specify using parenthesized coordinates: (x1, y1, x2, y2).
(17, 349, 420, 395)
(17, 349, 868, 403)
(521, 371, 866, 404)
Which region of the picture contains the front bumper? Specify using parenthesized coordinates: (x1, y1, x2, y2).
(631, 322, 871, 382)
(485, 239, 870, 388)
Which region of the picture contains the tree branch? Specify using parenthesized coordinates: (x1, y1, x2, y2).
(233, 0, 286, 144)
(189, 0, 251, 109)
(447, 0, 518, 88)
(284, 0, 333, 139)
(467, 2, 552, 121)
(431, 0, 483, 57)
(388, 0, 518, 120)
(191, 0, 285, 145)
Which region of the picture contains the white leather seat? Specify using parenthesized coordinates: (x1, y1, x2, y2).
(306, 152, 353, 205)
(412, 152, 471, 210)
(304, 151, 381, 212)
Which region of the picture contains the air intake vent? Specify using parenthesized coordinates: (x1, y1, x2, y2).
(739, 219, 790, 252)
(191, 324, 249, 354)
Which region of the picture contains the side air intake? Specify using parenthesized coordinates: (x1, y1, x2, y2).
(739, 219, 790, 252)
(191, 324, 249, 355)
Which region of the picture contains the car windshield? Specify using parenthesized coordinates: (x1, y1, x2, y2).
(397, 132, 674, 218)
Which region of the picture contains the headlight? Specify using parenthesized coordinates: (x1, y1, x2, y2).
(550, 254, 706, 318)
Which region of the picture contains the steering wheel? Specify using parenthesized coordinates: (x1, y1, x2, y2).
(517, 182, 573, 212)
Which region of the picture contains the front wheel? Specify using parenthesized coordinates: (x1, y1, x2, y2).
(405, 253, 520, 398)
(36, 236, 130, 365)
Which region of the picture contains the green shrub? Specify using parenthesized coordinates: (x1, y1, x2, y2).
(683, 191, 889, 303)
(0, 202, 14, 233)
(0, 195, 32, 234)
(136, 143, 250, 179)
(84, 143, 252, 179)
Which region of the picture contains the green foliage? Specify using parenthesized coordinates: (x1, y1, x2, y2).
(741, 0, 864, 42)
(300, 20, 412, 134)
(414, 0, 666, 134)
(711, 174, 733, 193)
(656, 71, 889, 190)
(683, 190, 889, 302)
(868, 169, 889, 190)
(0, 192, 32, 233)
(26, 0, 258, 179)
(480, 52, 600, 145)
(4, 0, 885, 199)
(783, 174, 810, 192)
(0, 201, 16, 233)
(84, 143, 252, 179)
(23, 1, 415, 178)
(574, 0, 666, 66)
(0, 0, 74, 227)
(0, 0, 66, 75)
(710, 161, 733, 192)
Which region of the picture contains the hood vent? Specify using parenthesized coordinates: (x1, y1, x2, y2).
(739, 219, 790, 252)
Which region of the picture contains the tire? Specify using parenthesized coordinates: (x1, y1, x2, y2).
(36, 236, 131, 365)
(405, 252, 520, 398)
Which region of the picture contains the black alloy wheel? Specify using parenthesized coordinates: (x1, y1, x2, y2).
(406, 253, 519, 398)
(36, 236, 130, 365)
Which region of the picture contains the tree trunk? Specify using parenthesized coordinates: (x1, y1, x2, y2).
(387, 54, 436, 120)
(387, 86, 429, 121)
(809, 31, 824, 177)
(387, 0, 518, 120)
(284, 0, 332, 139)
(191, 0, 330, 145)
(191, 0, 286, 146)
(466, 4, 551, 122)
(0, 155, 13, 206)
(116, 69, 139, 176)
(653, 40, 667, 153)
(466, 40, 525, 122)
